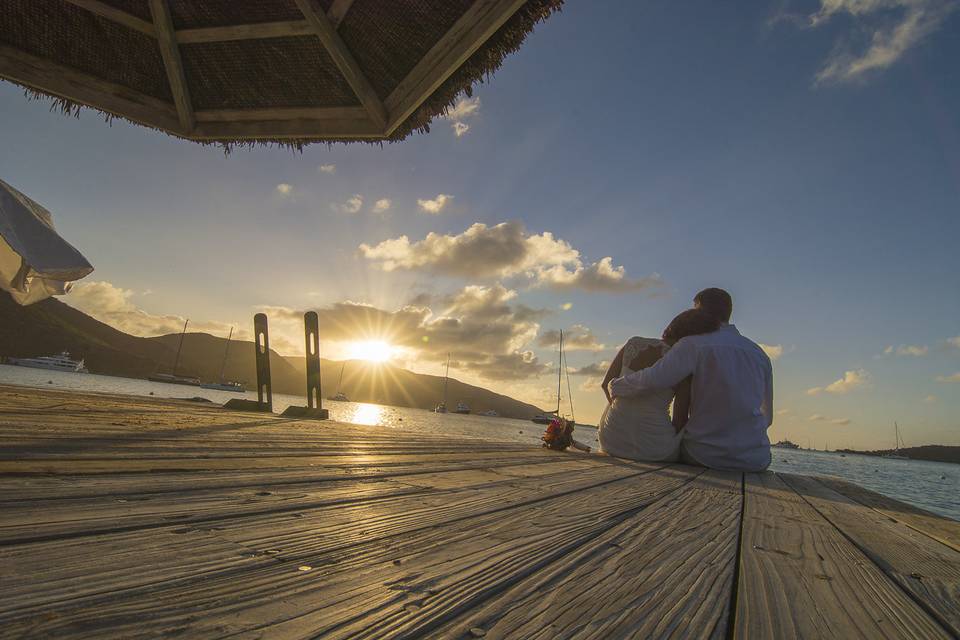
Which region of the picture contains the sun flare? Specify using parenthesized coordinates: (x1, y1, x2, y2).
(348, 340, 393, 363)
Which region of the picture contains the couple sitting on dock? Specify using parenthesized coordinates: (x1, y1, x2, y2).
(598, 288, 774, 471)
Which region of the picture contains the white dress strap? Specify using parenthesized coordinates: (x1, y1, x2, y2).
(621, 336, 667, 376)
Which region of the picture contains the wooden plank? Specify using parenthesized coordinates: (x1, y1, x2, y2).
(327, 0, 356, 28)
(190, 117, 382, 140)
(384, 0, 526, 135)
(429, 470, 742, 639)
(815, 475, 960, 553)
(0, 466, 698, 637)
(736, 472, 949, 639)
(0, 460, 618, 545)
(293, 0, 387, 130)
(63, 0, 156, 36)
(781, 473, 960, 636)
(148, 0, 194, 132)
(0, 45, 181, 133)
(194, 106, 368, 123)
(175, 21, 314, 44)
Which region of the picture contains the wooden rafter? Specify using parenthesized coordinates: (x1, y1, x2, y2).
(293, 0, 387, 131)
(63, 0, 156, 36)
(385, 0, 527, 135)
(327, 0, 357, 29)
(175, 21, 314, 44)
(148, 0, 194, 133)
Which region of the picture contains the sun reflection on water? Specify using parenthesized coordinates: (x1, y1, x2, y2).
(349, 403, 384, 426)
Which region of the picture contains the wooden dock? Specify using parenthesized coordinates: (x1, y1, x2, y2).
(1, 385, 958, 639)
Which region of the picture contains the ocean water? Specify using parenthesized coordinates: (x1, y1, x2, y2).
(1, 364, 957, 521)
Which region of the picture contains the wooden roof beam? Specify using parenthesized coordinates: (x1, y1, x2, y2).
(293, 0, 387, 131)
(63, 0, 156, 36)
(327, 0, 357, 29)
(148, 0, 194, 133)
(385, 0, 526, 136)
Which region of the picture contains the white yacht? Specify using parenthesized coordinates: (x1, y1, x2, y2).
(8, 351, 88, 373)
(454, 402, 471, 415)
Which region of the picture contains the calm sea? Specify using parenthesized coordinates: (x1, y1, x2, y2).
(1, 364, 957, 521)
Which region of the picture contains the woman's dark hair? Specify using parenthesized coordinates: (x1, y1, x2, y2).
(662, 308, 722, 345)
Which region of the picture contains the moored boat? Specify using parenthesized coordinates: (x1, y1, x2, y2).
(8, 351, 88, 373)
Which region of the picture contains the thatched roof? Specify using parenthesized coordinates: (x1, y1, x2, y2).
(0, 1, 563, 147)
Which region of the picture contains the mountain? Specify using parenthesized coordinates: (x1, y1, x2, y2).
(0, 295, 546, 419)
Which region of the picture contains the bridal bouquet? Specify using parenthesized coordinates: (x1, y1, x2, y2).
(541, 418, 591, 452)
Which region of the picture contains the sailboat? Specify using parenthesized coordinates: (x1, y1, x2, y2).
(434, 354, 450, 413)
(327, 362, 349, 402)
(200, 327, 244, 392)
(882, 422, 909, 459)
(531, 330, 568, 425)
(148, 319, 200, 386)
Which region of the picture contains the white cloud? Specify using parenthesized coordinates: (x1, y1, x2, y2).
(807, 368, 871, 395)
(538, 324, 606, 351)
(776, 408, 792, 416)
(882, 344, 928, 356)
(275, 183, 293, 196)
(923, 394, 937, 403)
(830, 418, 852, 426)
(417, 194, 453, 214)
(359, 222, 663, 294)
(947, 336, 960, 349)
(334, 194, 363, 214)
(319, 164, 336, 174)
(759, 343, 784, 360)
(809, 414, 827, 421)
(445, 96, 481, 137)
(560, 302, 573, 311)
(809, 0, 957, 84)
(935, 372, 960, 383)
(569, 361, 610, 376)
(65, 281, 236, 339)
(371, 198, 392, 214)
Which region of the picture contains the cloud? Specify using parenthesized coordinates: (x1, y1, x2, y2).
(759, 343, 784, 360)
(275, 183, 293, 196)
(935, 372, 960, 382)
(776, 408, 792, 416)
(948, 336, 960, 349)
(882, 344, 929, 356)
(923, 394, 937, 403)
(334, 194, 363, 214)
(560, 302, 573, 311)
(830, 418, 852, 426)
(807, 368, 871, 395)
(568, 361, 610, 376)
(359, 222, 663, 293)
(318, 164, 336, 174)
(371, 198, 392, 214)
(809, 414, 827, 421)
(65, 281, 236, 339)
(445, 96, 481, 136)
(417, 194, 453, 214)
(808, 0, 957, 84)
(538, 324, 605, 351)
(261, 283, 551, 381)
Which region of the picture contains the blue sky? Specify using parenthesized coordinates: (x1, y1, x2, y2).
(1, 0, 958, 447)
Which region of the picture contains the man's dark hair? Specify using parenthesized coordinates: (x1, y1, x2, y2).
(694, 288, 733, 323)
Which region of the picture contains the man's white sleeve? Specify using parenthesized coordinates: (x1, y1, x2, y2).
(610, 339, 697, 397)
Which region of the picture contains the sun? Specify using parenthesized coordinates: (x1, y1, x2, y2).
(348, 340, 394, 363)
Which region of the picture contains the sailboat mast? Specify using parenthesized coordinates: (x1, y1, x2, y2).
(172, 319, 188, 376)
(555, 330, 563, 414)
(442, 354, 450, 405)
(217, 327, 233, 383)
(336, 362, 345, 393)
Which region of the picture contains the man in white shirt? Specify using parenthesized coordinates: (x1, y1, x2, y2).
(610, 288, 773, 471)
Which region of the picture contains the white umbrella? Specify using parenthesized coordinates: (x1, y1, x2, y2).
(0, 178, 93, 305)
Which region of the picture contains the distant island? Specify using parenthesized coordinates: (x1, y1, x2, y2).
(0, 294, 547, 420)
(834, 446, 960, 465)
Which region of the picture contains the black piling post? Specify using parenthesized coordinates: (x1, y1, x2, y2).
(254, 313, 273, 412)
(280, 311, 329, 420)
(222, 313, 274, 413)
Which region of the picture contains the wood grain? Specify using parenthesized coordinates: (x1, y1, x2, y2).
(736, 472, 949, 639)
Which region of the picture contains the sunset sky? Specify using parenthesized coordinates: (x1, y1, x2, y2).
(1, 0, 958, 448)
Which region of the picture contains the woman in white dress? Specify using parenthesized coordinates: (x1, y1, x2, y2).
(597, 309, 720, 462)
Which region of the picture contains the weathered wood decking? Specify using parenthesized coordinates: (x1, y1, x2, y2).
(1, 385, 958, 639)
